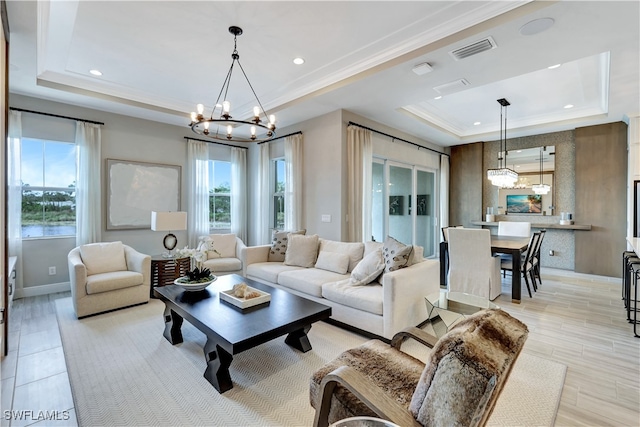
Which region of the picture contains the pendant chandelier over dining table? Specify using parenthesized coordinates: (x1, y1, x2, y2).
(487, 98, 518, 187)
(189, 26, 276, 143)
(532, 146, 551, 195)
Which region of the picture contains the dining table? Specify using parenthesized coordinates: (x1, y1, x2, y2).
(439, 235, 531, 303)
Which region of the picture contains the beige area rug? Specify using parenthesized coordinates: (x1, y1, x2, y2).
(56, 298, 566, 427)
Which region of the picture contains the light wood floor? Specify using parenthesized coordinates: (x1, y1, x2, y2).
(1, 268, 639, 426)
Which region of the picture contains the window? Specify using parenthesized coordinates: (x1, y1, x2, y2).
(272, 158, 285, 229)
(208, 160, 231, 231)
(21, 138, 77, 238)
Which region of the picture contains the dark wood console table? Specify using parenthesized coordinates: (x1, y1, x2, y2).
(150, 255, 190, 298)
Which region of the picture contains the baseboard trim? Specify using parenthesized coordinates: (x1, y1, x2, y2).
(16, 282, 71, 299)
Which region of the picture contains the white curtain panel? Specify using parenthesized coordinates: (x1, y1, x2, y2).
(75, 121, 102, 246)
(7, 110, 23, 291)
(256, 143, 271, 245)
(284, 133, 303, 231)
(440, 154, 450, 240)
(362, 136, 373, 242)
(187, 139, 210, 248)
(347, 125, 372, 242)
(230, 146, 247, 242)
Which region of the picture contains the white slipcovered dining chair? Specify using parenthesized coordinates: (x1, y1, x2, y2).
(447, 228, 502, 300)
(441, 225, 463, 242)
(497, 221, 531, 237)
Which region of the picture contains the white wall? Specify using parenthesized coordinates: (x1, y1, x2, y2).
(10, 94, 442, 295)
(246, 109, 343, 245)
(628, 115, 639, 239)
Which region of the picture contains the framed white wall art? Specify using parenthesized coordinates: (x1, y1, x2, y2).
(106, 159, 181, 230)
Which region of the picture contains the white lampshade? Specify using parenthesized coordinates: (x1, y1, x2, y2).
(151, 211, 187, 231)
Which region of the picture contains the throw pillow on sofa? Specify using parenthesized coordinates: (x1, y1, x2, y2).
(284, 234, 319, 268)
(318, 239, 365, 272)
(409, 245, 424, 265)
(268, 229, 306, 262)
(350, 248, 385, 285)
(315, 251, 350, 275)
(382, 236, 413, 273)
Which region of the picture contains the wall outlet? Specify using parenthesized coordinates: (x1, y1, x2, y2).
(48, 266, 56, 275)
(549, 250, 555, 256)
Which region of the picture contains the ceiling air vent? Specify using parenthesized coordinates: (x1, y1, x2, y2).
(449, 36, 497, 61)
(433, 79, 470, 95)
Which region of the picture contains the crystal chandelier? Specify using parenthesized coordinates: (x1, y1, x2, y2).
(189, 26, 276, 143)
(532, 146, 551, 195)
(487, 98, 518, 187)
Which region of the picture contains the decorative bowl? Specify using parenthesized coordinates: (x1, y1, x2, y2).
(174, 275, 217, 292)
(219, 285, 271, 309)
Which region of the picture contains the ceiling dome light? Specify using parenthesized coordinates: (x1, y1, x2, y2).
(548, 64, 561, 69)
(474, 121, 481, 126)
(293, 57, 305, 65)
(519, 18, 555, 36)
(434, 96, 442, 100)
(564, 104, 574, 109)
(89, 69, 102, 76)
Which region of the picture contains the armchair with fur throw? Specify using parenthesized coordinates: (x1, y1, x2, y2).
(310, 309, 528, 427)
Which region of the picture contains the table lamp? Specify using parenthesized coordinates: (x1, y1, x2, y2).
(151, 211, 188, 257)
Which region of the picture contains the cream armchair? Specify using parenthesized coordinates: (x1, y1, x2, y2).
(68, 241, 151, 318)
(200, 234, 246, 276)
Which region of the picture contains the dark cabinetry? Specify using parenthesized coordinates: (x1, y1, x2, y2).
(150, 256, 190, 297)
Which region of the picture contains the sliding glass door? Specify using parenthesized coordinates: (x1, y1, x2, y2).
(415, 168, 436, 257)
(388, 163, 413, 245)
(371, 159, 437, 258)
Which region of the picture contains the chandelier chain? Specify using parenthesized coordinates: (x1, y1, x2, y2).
(236, 60, 269, 124)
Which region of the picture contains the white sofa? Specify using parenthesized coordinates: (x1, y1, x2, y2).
(241, 238, 440, 340)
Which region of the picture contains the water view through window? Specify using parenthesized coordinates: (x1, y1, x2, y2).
(21, 138, 77, 238)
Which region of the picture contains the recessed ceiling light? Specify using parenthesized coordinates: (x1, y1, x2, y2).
(519, 17, 555, 36)
(564, 104, 574, 109)
(293, 57, 305, 65)
(434, 96, 442, 100)
(473, 121, 481, 126)
(548, 64, 561, 69)
(89, 69, 102, 76)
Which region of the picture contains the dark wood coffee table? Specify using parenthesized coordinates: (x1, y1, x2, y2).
(153, 274, 331, 393)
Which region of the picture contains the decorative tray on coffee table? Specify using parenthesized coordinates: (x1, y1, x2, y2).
(219, 286, 271, 309)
